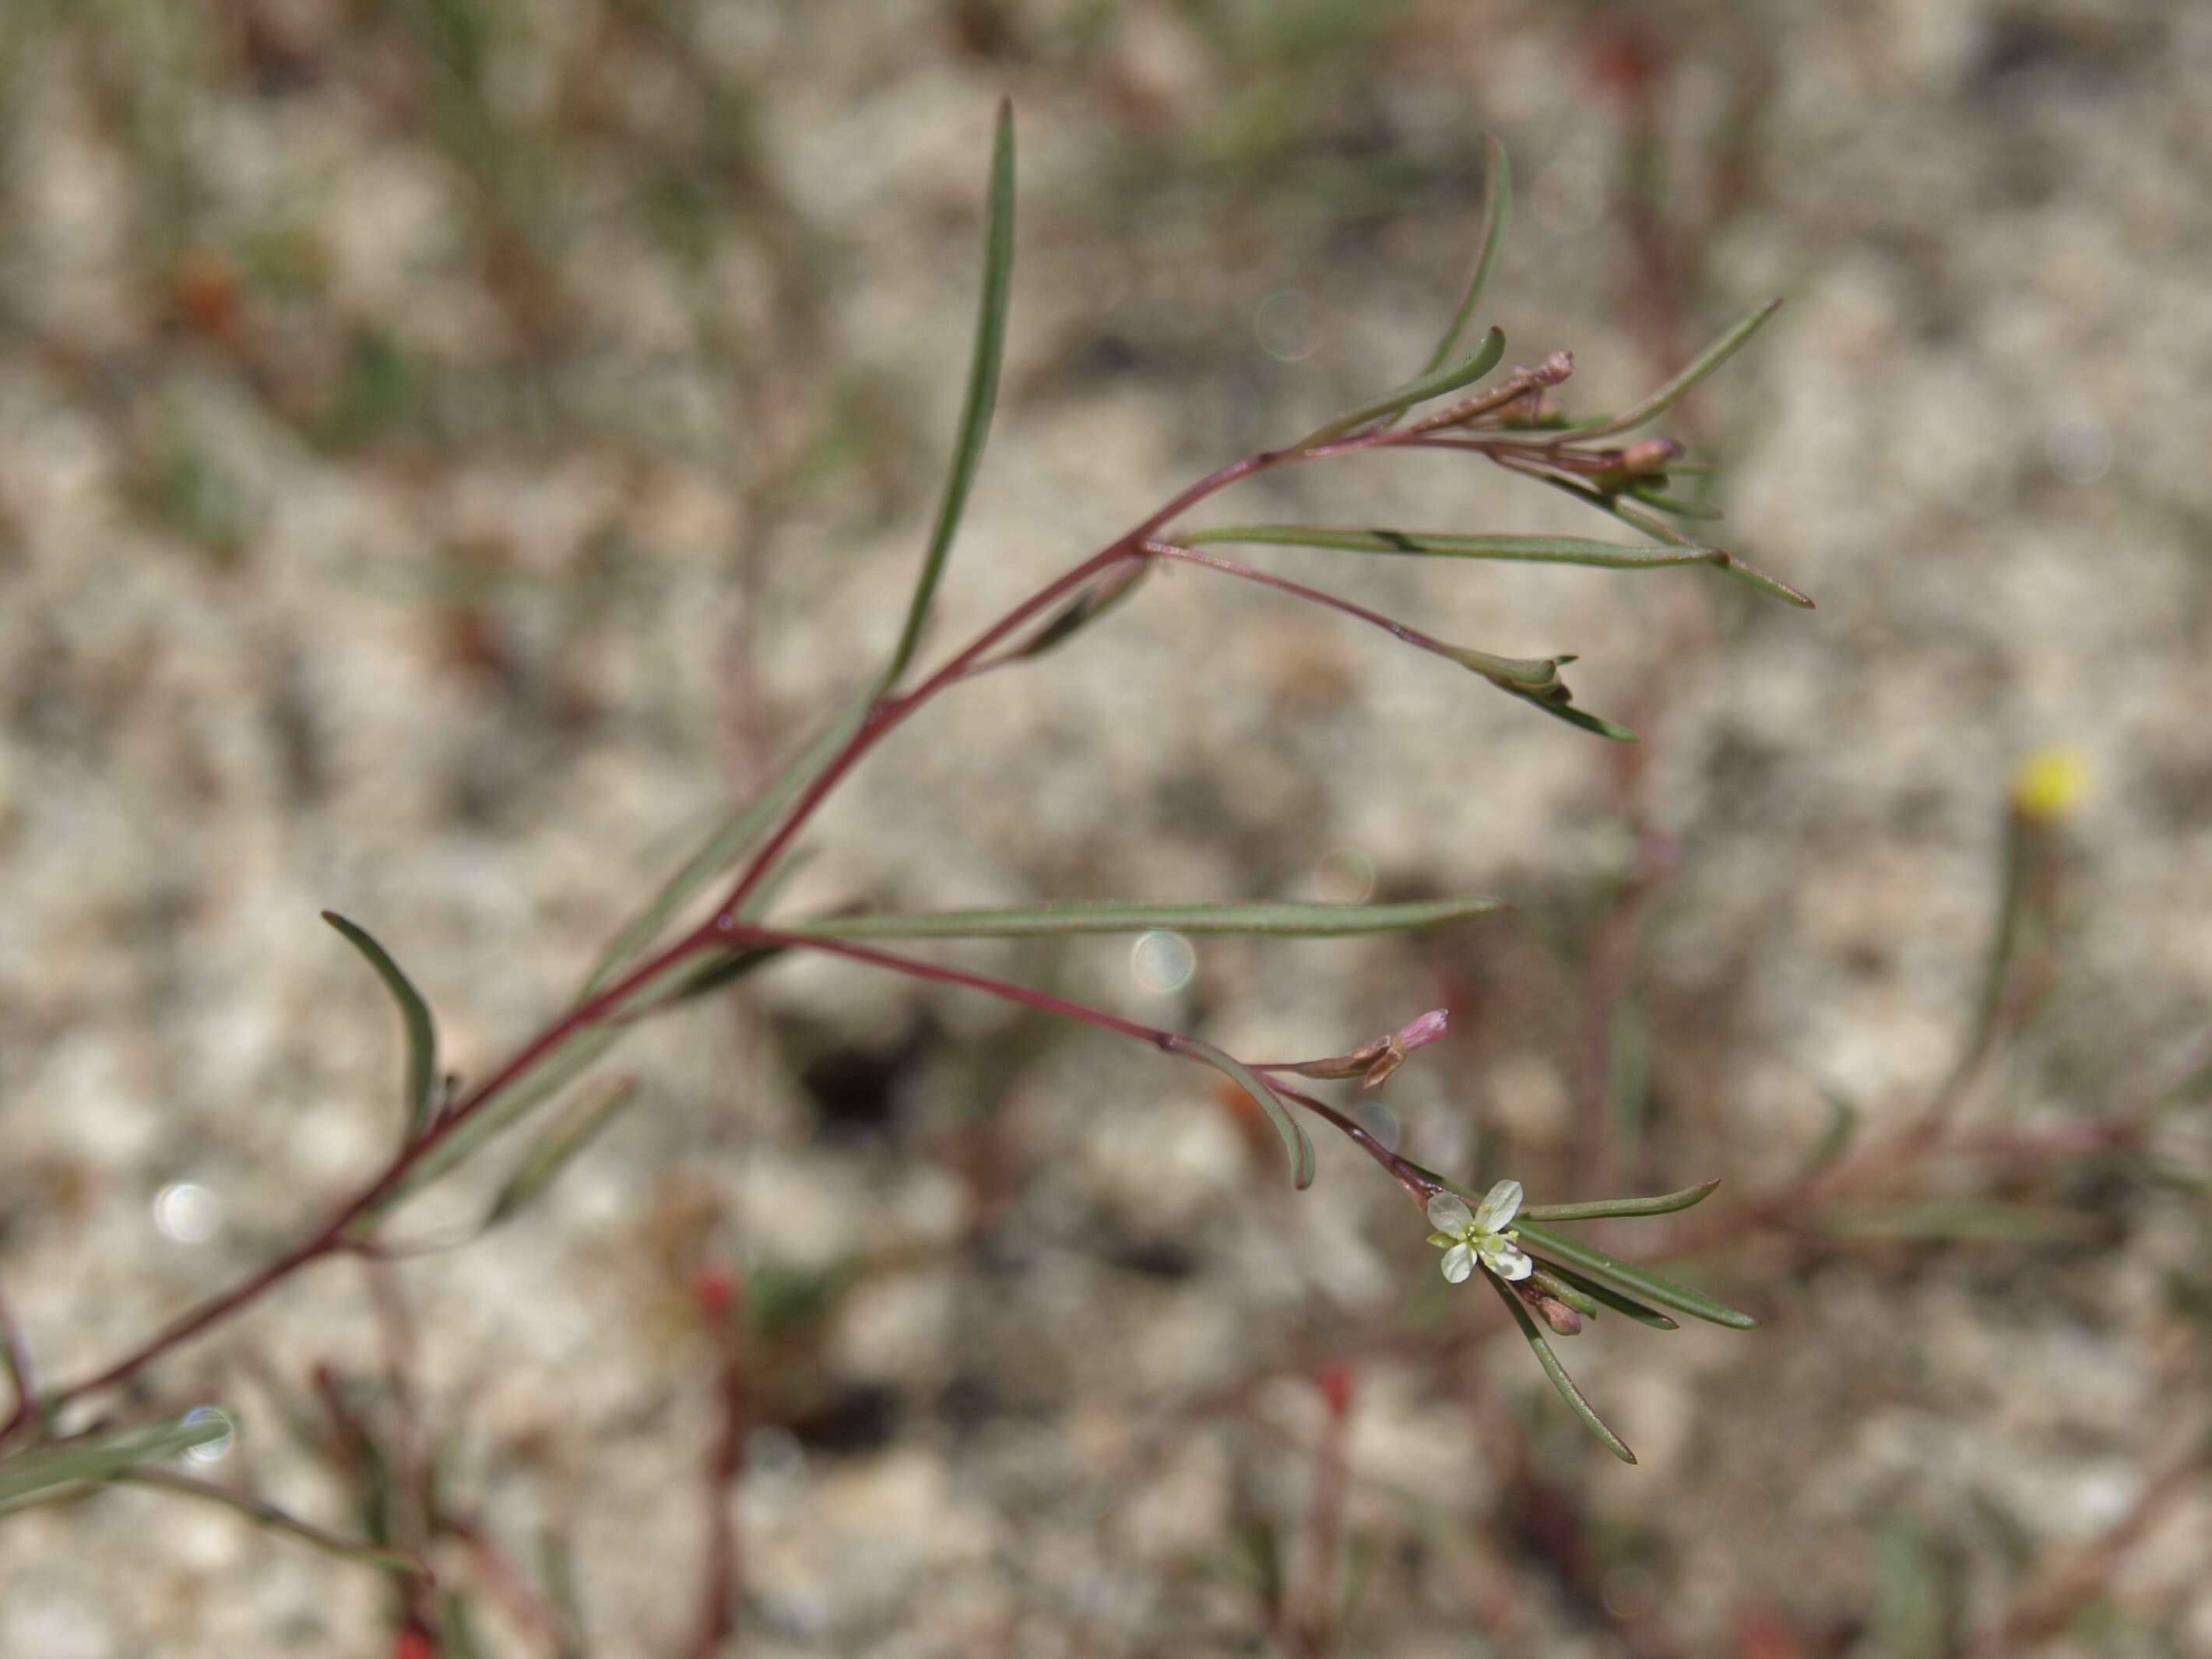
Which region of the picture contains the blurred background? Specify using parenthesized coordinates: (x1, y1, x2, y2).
(2, 0, 2209, 1654)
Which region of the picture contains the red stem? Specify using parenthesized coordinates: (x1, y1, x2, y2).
(0, 1284, 33, 1446)
(723, 923, 1427, 1197)
(49, 923, 722, 1408)
(40, 409, 1464, 1410)
(1141, 540, 1463, 661)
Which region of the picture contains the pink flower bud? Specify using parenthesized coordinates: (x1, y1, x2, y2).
(1394, 1009, 1450, 1053)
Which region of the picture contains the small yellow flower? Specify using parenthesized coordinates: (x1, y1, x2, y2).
(2011, 747, 2089, 824)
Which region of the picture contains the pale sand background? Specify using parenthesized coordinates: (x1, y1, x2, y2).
(2, 2, 2209, 1654)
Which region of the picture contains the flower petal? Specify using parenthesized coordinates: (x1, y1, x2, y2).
(1473, 1178, 1524, 1234)
(1426, 1193, 1474, 1235)
(1395, 1009, 1450, 1052)
(1480, 1237, 1534, 1281)
(1440, 1242, 1476, 1284)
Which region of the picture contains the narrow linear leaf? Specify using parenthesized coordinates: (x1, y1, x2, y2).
(1577, 297, 1783, 439)
(1495, 678, 1639, 744)
(1443, 644, 1567, 690)
(1535, 1260, 1679, 1330)
(1412, 133, 1512, 382)
(1527, 473, 1813, 607)
(1797, 1092, 1859, 1179)
(1819, 1201, 2095, 1244)
(1627, 486, 1725, 521)
(625, 946, 782, 1013)
(322, 913, 438, 1139)
(878, 98, 1016, 694)
(1299, 326, 1506, 448)
(1483, 1271, 1636, 1464)
(540, 1530, 589, 1659)
(119, 1470, 428, 1576)
(736, 845, 818, 925)
(387, 1025, 624, 1208)
(1522, 1179, 1721, 1223)
(1512, 1218, 1757, 1330)
(445, 1594, 492, 1659)
(1018, 557, 1151, 659)
(1183, 1039, 1315, 1190)
(0, 1412, 234, 1513)
(485, 1077, 641, 1228)
(1185, 524, 1730, 572)
(578, 696, 868, 998)
(794, 896, 1506, 941)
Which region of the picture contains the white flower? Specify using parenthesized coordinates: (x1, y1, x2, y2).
(1426, 1179, 1533, 1285)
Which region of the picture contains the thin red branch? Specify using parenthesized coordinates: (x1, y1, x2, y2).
(682, 1273, 751, 1659)
(49, 923, 723, 1408)
(35, 371, 1527, 1413)
(0, 1282, 35, 1446)
(1141, 541, 1462, 661)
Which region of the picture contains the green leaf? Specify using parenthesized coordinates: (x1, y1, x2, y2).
(878, 98, 1016, 694)
(1627, 485, 1725, 521)
(1503, 687, 1638, 743)
(1525, 474, 1813, 607)
(0, 1412, 235, 1514)
(1576, 297, 1783, 439)
(578, 696, 868, 998)
(1796, 1091, 1859, 1179)
(1483, 1271, 1636, 1464)
(1522, 1179, 1721, 1223)
(793, 896, 1506, 941)
(1874, 1521, 1954, 1659)
(1513, 1218, 1757, 1330)
(118, 1469, 427, 1576)
(485, 1077, 641, 1228)
(1183, 1038, 1315, 1190)
(1017, 557, 1151, 659)
(1184, 524, 1731, 571)
(1297, 326, 1506, 448)
(445, 1593, 492, 1659)
(386, 1025, 624, 1207)
(1411, 134, 1511, 385)
(1535, 1261, 1679, 1330)
(624, 946, 782, 1012)
(1819, 1201, 2095, 1244)
(322, 912, 439, 1141)
(540, 1529, 589, 1659)
(1525, 1267, 1601, 1320)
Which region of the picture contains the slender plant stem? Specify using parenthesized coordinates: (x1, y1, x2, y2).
(38, 409, 1485, 1411)
(719, 923, 1426, 1195)
(120, 1468, 432, 1578)
(0, 1285, 34, 1446)
(48, 924, 723, 1408)
(1141, 540, 1463, 659)
(721, 922, 1179, 1047)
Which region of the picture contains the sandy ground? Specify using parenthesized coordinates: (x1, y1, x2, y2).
(2, 2, 2210, 1655)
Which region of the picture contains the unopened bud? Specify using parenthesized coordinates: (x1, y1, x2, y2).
(1360, 1007, 1451, 1090)
(1619, 438, 1682, 477)
(1395, 1008, 1449, 1051)
(1519, 1282, 1584, 1336)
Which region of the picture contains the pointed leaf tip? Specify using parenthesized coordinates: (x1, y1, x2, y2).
(878, 99, 1017, 694)
(322, 911, 439, 1140)
(1185, 1039, 1315, 1190)
(1580, 297, 1784, 440)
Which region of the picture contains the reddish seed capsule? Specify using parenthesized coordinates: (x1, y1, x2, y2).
(692, 1269, 737, 1320)
(1316, 1362, 1356, 1417)
(1619, 438, 1683, 477)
